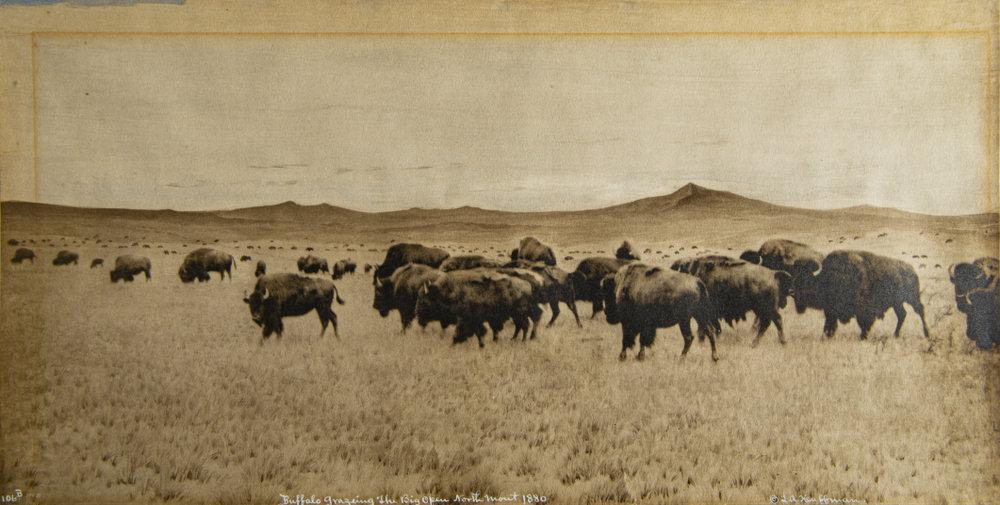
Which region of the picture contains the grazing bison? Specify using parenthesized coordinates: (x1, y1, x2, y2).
(332, 259, 357, 280)
(601, 263, 718, 361)
(740, 239, 824, 313)
(416, 269, 542, 347)
(364, 263, 373, 274)
(11, 248, 35, 264)
(109, 255, 152, 283)
(52, 250, 79, 266)
(373, 263, 447, 332)
(570, 257, 633, 317)
(297, 255, 329, 274)
(510, 237, 557, 266)
(671, 256, 791, 346)
(615, 240, 641, 261)
(373, 243, 449, 281)
(243, 273, 345, 340)
(950, 257, 999, 349)
(255, 260, 267, 277)
(90, 258, 104, 268)
(794, 250, 929, 340)
(239, 255, 252, 262)
(502, 262, 582, 327)
(440, 255, 503, 272)
(178, 248, 235, 282)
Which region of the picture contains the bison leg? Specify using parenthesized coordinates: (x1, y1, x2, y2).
(400, 309, 415, 334)
(892, 305, 907, 338)
(546, 300, 560, 327)
(591, 295, 604, 319)
(911, 302, 930, 338)
(773, 313, 786, 345)
(823, 313, 838, 338)
(751, 314, 772, 348)
(856, 316, 874, 340)
(679, 320, 694, 357)
(529, 306, 542, 339)
(317, 308, 330, 337)
(620, 323, 639, 361)
(637, 326, 657, 361)
(566, 298, 583, 327)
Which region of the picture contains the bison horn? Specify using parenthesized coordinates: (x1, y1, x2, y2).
(261, 287, 270, 300)
(375, 276, 383, 288)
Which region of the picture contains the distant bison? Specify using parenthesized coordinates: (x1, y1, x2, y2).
(243, 273, 345, 340)
(374, 263, 447, 332)
(239, 255, 252, 262)
(440, 255, 503, 272)
(950, 257, 999, 349)
(601, 263, 718, 361)
(52, 250, 79, 266)
(671, 255, 791, 346)
(374, 243, 449, 281)
(7, 239, 18, 246)
(510, 237, 557, 266)
(90, 258, 104, 268)
(364, 263, 373, 274)
(332, 259, 357, 280)
(255, 260, 267, 278)
(11, 248, 35, 264)
(416, 269, 542, 347)
(570, 257, 633, 317)
(297, 255, 329, 274)
(178, 248, 235, 282)
(110, 255, 152, 283)
(794, 250, 929, 340)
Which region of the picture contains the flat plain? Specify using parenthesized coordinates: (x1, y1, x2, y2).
(1, 186, 998, 504)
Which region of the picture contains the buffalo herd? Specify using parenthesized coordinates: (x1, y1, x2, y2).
(5, 235, 1000, 355)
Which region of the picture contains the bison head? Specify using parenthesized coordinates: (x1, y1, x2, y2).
(789, 259, 822, 314)
(739, 250, 761, 264)
(178, 265, 197, 283)
(415, 282, 454, 328)
(110, 270, 122, 283)
(600, 274, 620, 325)
(243, 288, 276, 328)
(372, 276, 395, 317)
(950, 261, 994, 313)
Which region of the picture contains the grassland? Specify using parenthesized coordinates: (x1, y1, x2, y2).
(1, 217, 999, 504)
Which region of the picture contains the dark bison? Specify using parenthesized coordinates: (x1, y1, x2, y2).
(510, 237, 557, 266)
(570, 257, 633, 317)
(373, 263, 447, 332)
(178, 248, 235, 282)
(440, 255, 503, 272)
(373, 243, 449, 281)
(90, 258, 104, 268)
(239, 255, 252, 262)
(601, 263, 718, 361)
(243, 273, 345, 340)
(794, 250, 929, 340)
(671, 256, 791, 346)
(364, 263, 373, 274)
(297, 255, 329, 274)
(110, 255, 152, 283)
(740, 239, 824, 313)
(416, 269, 542, 347)
(950, 257, 999, 349)
(332, 259, 357, 280)
(7, 239, 18, 246)
(255, 260, 267, 278)
(503, 261, 582, 327)
(615, 240, 640, 261)
(52, 250, 79, 266)
(11, 248, 35, 264)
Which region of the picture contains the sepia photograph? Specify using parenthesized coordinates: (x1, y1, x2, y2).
(0, 1, 998, 504)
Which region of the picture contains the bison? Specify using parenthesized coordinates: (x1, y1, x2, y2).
(416, 269, 542, 347)
(601, 263, 718, 361)
(239, 255, 252, 262)
(615, 240, 640, 261)
(91, 258, 104, 268)
(110, 255, 152, 283)
(255, 260, 267, 278)
(503, 261, 582, 327)
(297, 255, 329, 274)
(570, 257, 633, 317)
(178, 248, 235, 282)
(793, 250, 929, 340)
(364, 263, 373, 274)
(440, 255, 503, 272)
(373, 263, 447, 332)
(949, 257, 999, 349)
(671, 256, 791, 346)
(52, 250, 79, 266)
(373, 243, 449, 281)
(11, 248, 35, 264)
(243, 273, 345, 340)
(332, 259, 357, 280)
(510, 237, 557, 266)
(740, 239, 824, 313)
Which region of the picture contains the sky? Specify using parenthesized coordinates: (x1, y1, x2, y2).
(29, 34, 993, 214)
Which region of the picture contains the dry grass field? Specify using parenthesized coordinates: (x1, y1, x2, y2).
(1, 199, 999, 504)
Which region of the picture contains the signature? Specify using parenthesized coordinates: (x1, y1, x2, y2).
(0, 490, 23, 504)
(770, 495, 866, 504)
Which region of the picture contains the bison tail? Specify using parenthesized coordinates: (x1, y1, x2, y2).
(333, 285, 346, 305)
